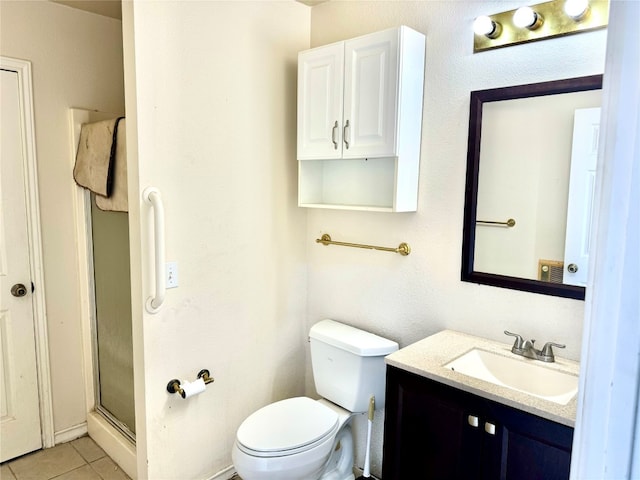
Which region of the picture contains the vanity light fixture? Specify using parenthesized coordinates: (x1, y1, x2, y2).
(473, 15, 503, 39)
(564, 0, 591, 20)
(513, 6, 545, 29)
(473, 0, 608, 53)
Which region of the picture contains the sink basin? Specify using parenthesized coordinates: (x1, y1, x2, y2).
(444, 348, 578, 405)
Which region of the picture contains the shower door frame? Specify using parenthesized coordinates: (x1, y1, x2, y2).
(81, 190, 136, 444)
(69, 109, 137, 475)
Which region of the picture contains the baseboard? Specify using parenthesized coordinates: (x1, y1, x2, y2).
(54, 422, 88, 444)
(207, 465, 237, 480)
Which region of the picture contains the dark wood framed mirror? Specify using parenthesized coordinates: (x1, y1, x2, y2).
(462, 75, 603, 300)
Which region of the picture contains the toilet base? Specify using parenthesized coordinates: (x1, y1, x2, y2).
(318, 426, 355, 480)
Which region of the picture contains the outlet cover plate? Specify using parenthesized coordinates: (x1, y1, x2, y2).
(166, 262, 178, 288)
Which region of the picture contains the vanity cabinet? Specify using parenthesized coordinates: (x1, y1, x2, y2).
(382, 366, 574, 480)
(297, 26, 425, 212)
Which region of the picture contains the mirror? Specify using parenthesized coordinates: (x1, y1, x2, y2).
(462, 75, 603, 300)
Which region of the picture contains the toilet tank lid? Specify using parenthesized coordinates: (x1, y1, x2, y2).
(309, 319, 399, 356)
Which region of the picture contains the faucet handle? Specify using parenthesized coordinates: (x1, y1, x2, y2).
(504, 331, 525, 351)
(542, 342, 566, 355)
(540, 342, 566, 362)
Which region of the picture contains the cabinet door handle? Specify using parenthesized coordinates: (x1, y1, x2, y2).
(484, 422, 496, 435)
(331, 120, 338, 150)
(468, 415, 479, 428)
(343, 120, 350, 149)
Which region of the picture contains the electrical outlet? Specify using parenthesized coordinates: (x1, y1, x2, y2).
(166, 262, 178, 288)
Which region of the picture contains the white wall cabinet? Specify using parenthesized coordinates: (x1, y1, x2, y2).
(297, 26, 425, 212)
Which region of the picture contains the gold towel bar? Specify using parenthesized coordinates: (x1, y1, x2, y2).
(316, 234, 411, 256)
(476, 218, 516, 227)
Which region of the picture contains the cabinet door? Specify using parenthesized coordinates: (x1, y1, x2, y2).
(484, 400, 574, 480)
(383, 367, 574, 480)
(342, 28, 398, 159)
(382, 367, 482, 479)
(297, 43, 344, 160)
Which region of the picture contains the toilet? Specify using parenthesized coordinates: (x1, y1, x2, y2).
(232, 319, 399, 480)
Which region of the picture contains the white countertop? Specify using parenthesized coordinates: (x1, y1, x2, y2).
(385, 330, 580, 427)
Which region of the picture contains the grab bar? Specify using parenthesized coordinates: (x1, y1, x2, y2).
(143, 187, 165, 313)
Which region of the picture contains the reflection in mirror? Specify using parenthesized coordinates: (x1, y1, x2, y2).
(462, 75, 603, 300)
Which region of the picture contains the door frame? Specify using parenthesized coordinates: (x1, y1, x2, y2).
(1, 56, 54, 449)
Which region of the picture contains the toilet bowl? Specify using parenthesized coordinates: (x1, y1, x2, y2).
(232, 319, 398, 480)
(232, 398, 354, 480)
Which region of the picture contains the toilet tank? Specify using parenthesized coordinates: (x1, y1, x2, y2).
(309, 319, 399, 413)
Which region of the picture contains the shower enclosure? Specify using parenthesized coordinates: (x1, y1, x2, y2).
(71, 108, 135, 447)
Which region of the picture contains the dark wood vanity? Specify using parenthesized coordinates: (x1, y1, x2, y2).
(382, 366, 574, 480)
(380, 330, 579, 480)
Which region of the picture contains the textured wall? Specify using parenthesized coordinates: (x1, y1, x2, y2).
(306, 1, 607, 476)
(0, 1, 125, 437)
(122, 2, 311, 478)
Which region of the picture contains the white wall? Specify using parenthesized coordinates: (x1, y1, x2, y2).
(122, 2, 310, 478)
(306, 1, 607, 477)
(0, 1, 125, 439)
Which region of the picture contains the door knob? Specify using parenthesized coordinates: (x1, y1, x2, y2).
(567, 263, 579, 273)
(11, 283, 28, 297)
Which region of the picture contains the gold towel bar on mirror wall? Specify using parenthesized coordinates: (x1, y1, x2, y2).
(476, 218, 516, 227)
(316, 234, 411, 256)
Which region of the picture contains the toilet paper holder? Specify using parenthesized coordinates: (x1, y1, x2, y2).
(167, 369, 214, 398)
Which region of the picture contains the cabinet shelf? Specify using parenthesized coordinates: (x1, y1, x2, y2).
(298, 157, 403, 211)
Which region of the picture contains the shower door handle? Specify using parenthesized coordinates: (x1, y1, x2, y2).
(143, 187, 166, 314)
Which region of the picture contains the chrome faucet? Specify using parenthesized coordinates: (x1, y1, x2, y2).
(504, 331, 565, 363)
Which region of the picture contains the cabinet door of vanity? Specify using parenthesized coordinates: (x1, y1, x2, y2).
(297, 42, 344, 160)
(342, 28, 399, 159)
(484, 399, 574, 480)
(382, 367, 483, 479)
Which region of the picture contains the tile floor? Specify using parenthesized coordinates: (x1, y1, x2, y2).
(1, 436, 131, 480)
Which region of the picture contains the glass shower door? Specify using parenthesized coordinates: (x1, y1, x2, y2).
(90, 194, 135, 439)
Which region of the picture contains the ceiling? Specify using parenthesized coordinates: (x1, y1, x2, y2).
(51, 0, 122, 20)
(50, 0, 327, 20)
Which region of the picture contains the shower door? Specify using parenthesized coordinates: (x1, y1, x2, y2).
(90, 194, 135, 440)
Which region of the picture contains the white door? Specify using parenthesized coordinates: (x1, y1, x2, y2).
(297, 42, 344, 160)
(563, 107, 601, 286)
(0, 68, 42, 462)
(342, 28, 398, 159)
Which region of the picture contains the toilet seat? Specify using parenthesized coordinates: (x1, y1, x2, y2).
(236, 397, 339, 458)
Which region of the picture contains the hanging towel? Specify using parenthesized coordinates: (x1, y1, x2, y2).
(73, 116, 124, 198)
(96, 119, 128, 212)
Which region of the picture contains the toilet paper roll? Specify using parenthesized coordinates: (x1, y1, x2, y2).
(180, 378, 206, 398)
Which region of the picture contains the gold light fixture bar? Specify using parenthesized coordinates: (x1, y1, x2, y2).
(474, 0, 608, 53)
(316, 234, 411, 256)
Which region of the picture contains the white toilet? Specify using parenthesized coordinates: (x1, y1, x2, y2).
(232, 319, 399, 480)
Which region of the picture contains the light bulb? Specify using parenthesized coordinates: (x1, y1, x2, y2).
(513, 6, 544, 29)
(564, 0, 590, 20)
(473, 16, 502, 39)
